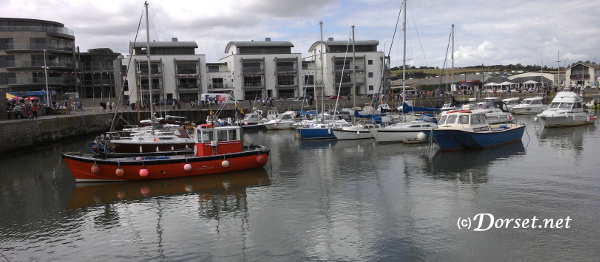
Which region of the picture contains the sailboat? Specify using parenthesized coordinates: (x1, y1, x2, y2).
(332, 26, 386, 140)
(89, 1, 197, 154)
(62, 2, 270, 182)
(368, 0, 439, 143)
(296, 22, 350, 140)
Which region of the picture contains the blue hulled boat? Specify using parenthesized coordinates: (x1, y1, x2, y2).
(431, 110, 525, 151)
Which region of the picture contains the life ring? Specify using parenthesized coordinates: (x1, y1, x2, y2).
(446, 110, 458, 114)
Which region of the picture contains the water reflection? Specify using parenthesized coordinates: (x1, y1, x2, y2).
(535, 125, 595, 158)
(298, 139, 338, 150)
(425, 142, 526, 183)
(68, 168, 271, 210)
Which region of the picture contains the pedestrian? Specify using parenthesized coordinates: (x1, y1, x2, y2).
(32, 104, 38, 119)
(77, 99, 83, 111)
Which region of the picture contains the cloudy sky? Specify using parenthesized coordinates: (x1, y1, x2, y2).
(3, 0, 599, 69)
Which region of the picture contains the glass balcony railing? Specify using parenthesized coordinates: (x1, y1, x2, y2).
(0, 26, 74, 36)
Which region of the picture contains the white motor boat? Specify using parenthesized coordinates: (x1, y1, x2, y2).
(263, 111, 298, 130)
(536, 91, 595, 127)
(472, 97, 515, 124)
(370, 114, 438, 143)
(511, 97, 547, 115)
(502, 97, 520, 112)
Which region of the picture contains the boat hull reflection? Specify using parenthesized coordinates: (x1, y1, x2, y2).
(68, 168, 270, 209)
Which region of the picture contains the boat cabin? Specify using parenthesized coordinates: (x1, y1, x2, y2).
(520, 97, 544, 105)
(438, 110, 489, 130)
(193, 125, 242, 156)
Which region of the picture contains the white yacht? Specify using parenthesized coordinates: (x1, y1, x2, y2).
(536, 92, 595, 127)
(511, 97, 547, 115)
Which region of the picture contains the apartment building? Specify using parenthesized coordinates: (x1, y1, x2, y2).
(122, 38, 204, 105)
(220, 38, 302, 100)
(0, 18, 76, 101)
(308, 37, 385, 97)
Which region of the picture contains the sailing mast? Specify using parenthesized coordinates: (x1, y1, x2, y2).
(319, 21, 324, 123)
(145, 1, 154, 133)
(401, 0, 407, 120)
(352, 25, 356, 124)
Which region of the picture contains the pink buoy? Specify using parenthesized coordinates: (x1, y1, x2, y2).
(135, 156, 143, 160)
(139, 168, 149, 177)
(184, 163, 192, 171)
(140, 186, 150, 196)
(91, 163, 100, 174)
(222, 159, 230, 168)
(115, 167, 125, 176)
(256, 155, 267, 165)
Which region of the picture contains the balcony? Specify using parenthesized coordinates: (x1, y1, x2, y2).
(209, 83, 228, 89)
(177, 83, 199, 89)
(242, 66, 263, 74)
(0, 26, 74, 36)
(570, 75, 590, 80)
(276, 65, 296, 72)
(3, 43, 73, 52)
(243, 82, 264, 89)
(9, 60, 74, 69)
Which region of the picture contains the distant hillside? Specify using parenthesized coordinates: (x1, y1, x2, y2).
(389, 64, 558, 80)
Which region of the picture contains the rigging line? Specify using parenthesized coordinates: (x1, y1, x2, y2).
(110, 9, 146, 132)
(409, 9, 428, 67)
(333, 33, 352, 114)
(387, 2, 403, 58)
(373, 3, 403, 109)
(435, 29, 453, 107)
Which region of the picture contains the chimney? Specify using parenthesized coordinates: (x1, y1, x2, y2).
(328, 37, 334, 41)
(172, 38, 178, 42)
(265, 37, 271, 41)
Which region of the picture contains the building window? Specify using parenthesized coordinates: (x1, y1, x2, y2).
(0, 38, 14, 50)
(0, 72, 16, 85)
(368, 72, 373, 78)
(369, 85, 374, 91)
(176, 63, 197, 74)
(0, 55, 15, 67)
(208, 65, 220, 72)
(211, 78, 225, 88)
(368, 60, 373, 65)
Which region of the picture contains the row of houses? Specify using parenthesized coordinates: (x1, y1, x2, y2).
(1, 18, 385, 105)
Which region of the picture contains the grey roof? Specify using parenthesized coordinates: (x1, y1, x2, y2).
(225, 40, 294, 52)
(308, 40, 379, 51)
(130, 41, 198, 48)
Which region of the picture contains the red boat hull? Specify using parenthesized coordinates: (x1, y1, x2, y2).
(62, 146, 269, 182)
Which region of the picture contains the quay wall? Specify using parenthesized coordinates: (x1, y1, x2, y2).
(0, 113, 113, 155)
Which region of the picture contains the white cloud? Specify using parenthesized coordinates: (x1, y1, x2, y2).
(2, 0, 599, 68)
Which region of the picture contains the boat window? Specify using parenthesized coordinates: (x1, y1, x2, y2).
(573, 102, 582, 109)
(471, 114, 486, 124)
(446, 115, 458, 124)
(549, 102, 560, 109)
(438, 115, 447, 125)
(458, 115, 470, 124)
(532, 100, 541, 105)
(217, 130, 229, 141)
(559, 103, 572, 109)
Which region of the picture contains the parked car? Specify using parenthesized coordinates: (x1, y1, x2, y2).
(325, 95, 344, 100)
(294, 95, 311, 101)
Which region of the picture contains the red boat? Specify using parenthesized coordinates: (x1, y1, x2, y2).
(62, 125, 269, 182)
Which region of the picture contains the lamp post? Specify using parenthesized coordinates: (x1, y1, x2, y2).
(43, 50, 50, 106)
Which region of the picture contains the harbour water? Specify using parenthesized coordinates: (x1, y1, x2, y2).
(1, 115, 599, 261)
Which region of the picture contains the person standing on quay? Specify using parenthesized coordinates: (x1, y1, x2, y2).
(32, 104, 38, 119)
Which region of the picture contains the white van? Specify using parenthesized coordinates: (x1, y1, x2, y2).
(200, 93, 235, 103)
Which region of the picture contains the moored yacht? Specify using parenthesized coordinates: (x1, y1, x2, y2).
(536, 91, 595, 127)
